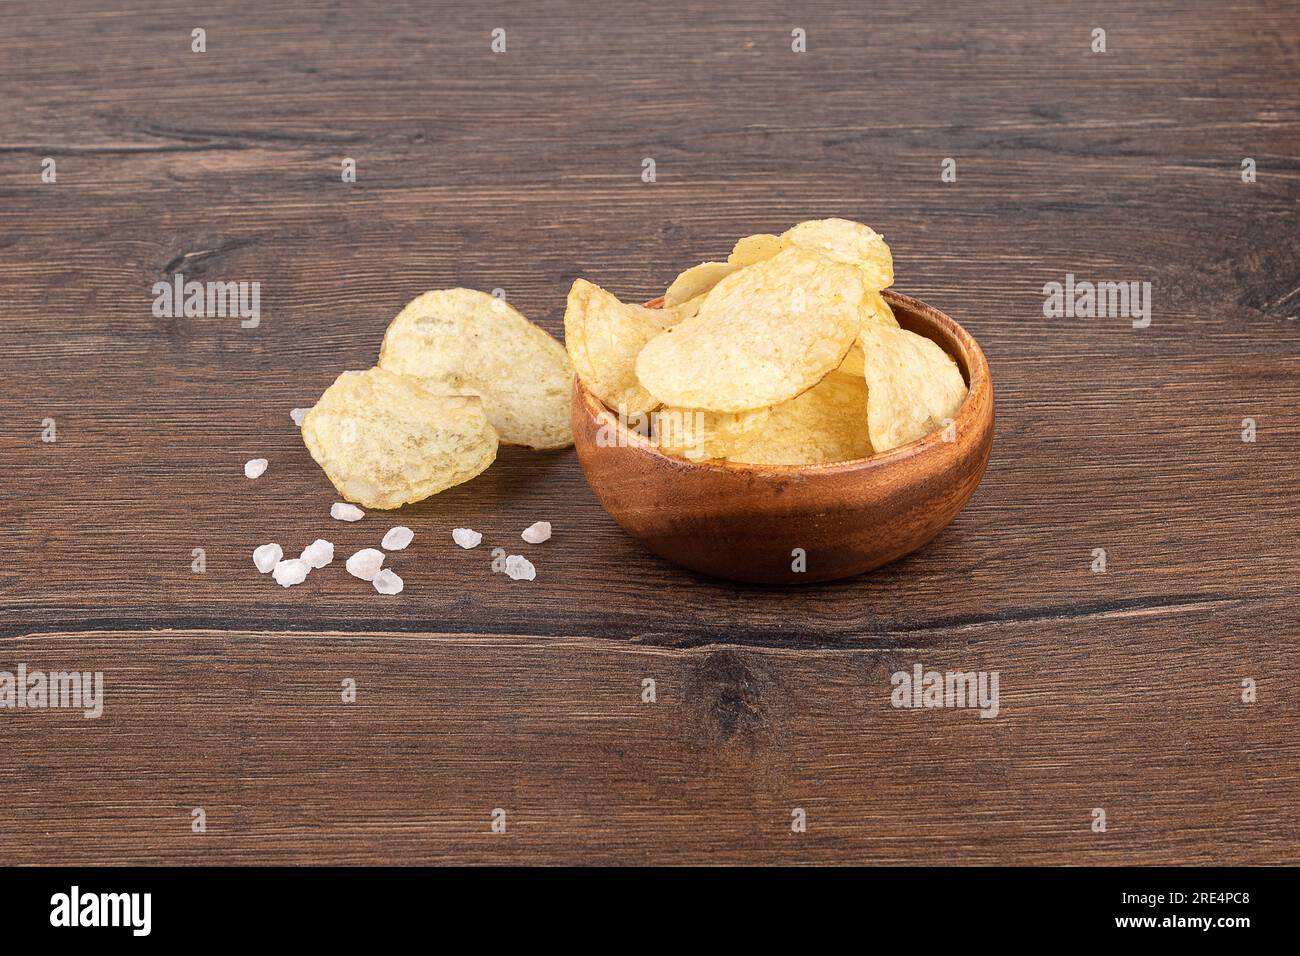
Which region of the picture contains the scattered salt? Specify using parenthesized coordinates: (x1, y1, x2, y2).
(272, 558, 310, 587)
(504, 554, 536, 581)
(253, 543, 282, 573)
(521, 521, 552, 544)
(331, 502, 365, 522)
(300, 539, 334, 569)
(346, 548, 385, 581)
(382, 526, 414, 551)
(290, 407, 311, 426)
(372, 569, 404, 595)
(244, 458, 268, 479)
(452, 528, 482, 549)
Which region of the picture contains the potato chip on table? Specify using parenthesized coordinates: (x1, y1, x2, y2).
(302, 367, 498, 509)
(860, 323, 968, 452)
(635, 247, 865, 412)
(378, 288, 572, 450)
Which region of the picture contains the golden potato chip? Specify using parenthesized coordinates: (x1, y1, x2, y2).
(864, 290, 898, 327)
(663, 260, 739, 307)
(664, 293, 704, 325)
(564, 279, 668, 416)
(860, 324, 967, 452)
(652, 405, 772, 461)
(726, 371, 872, 466)
(836, 340, 866, 378)
(781, 217, 893, 291)
(635, 248, 864, 412)
(302, 367, 498, 509)
(728, 233, 783, 267)
(837, 293, 901, 378)
(377, 288, 572, 450)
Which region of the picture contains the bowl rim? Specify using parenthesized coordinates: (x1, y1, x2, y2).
(574, 288, 990, 475)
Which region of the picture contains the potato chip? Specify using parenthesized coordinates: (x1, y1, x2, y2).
(781, 217, 893, 291)
(728, 233, 783, 267)
(302, 367, 498, 509)
(663, 260, 739, 307)
(652, 405, 771, 461)
(726, 370, 872, 465)
(377, 288, 572, 450)
(864, 290, 898, 327)
(860, 324, 967, 452)
(664, 293, 704, 325)
(564, 279, 668, 416)
(835, 339, 866, 378)
(838, 293, 900, 377)
(635, 248, 864, 412)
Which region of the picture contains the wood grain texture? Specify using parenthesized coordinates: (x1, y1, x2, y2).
(1, 0, 1298, 864)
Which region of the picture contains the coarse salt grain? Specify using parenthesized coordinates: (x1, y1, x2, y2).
(452, 528, 482, 549)
(290, 407, 311, 426)
(331, 502, 364, 522)
(253, 543, 282, 573)
(346, 548, 385, 581)
(272, 558, 310, 587)
(300, 538, 334, 569)
(504, 554, 536, 581)
(382, 526, 413, 551)
(244, 458, 268, 479)
(372, 569, 404, 595)
(521, 521, 552, 544)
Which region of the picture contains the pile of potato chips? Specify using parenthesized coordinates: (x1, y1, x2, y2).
(303, 290, 573, 509)
(300, 217, 969, 510)
(565, 218, 968, 465)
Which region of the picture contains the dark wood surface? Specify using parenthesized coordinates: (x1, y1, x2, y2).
(1, 0, 1297, 864)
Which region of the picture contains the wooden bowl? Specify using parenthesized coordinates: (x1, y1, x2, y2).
(571, 290, 993, 584)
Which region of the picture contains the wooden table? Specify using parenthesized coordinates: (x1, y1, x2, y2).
(2, 0, 1297, 865)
